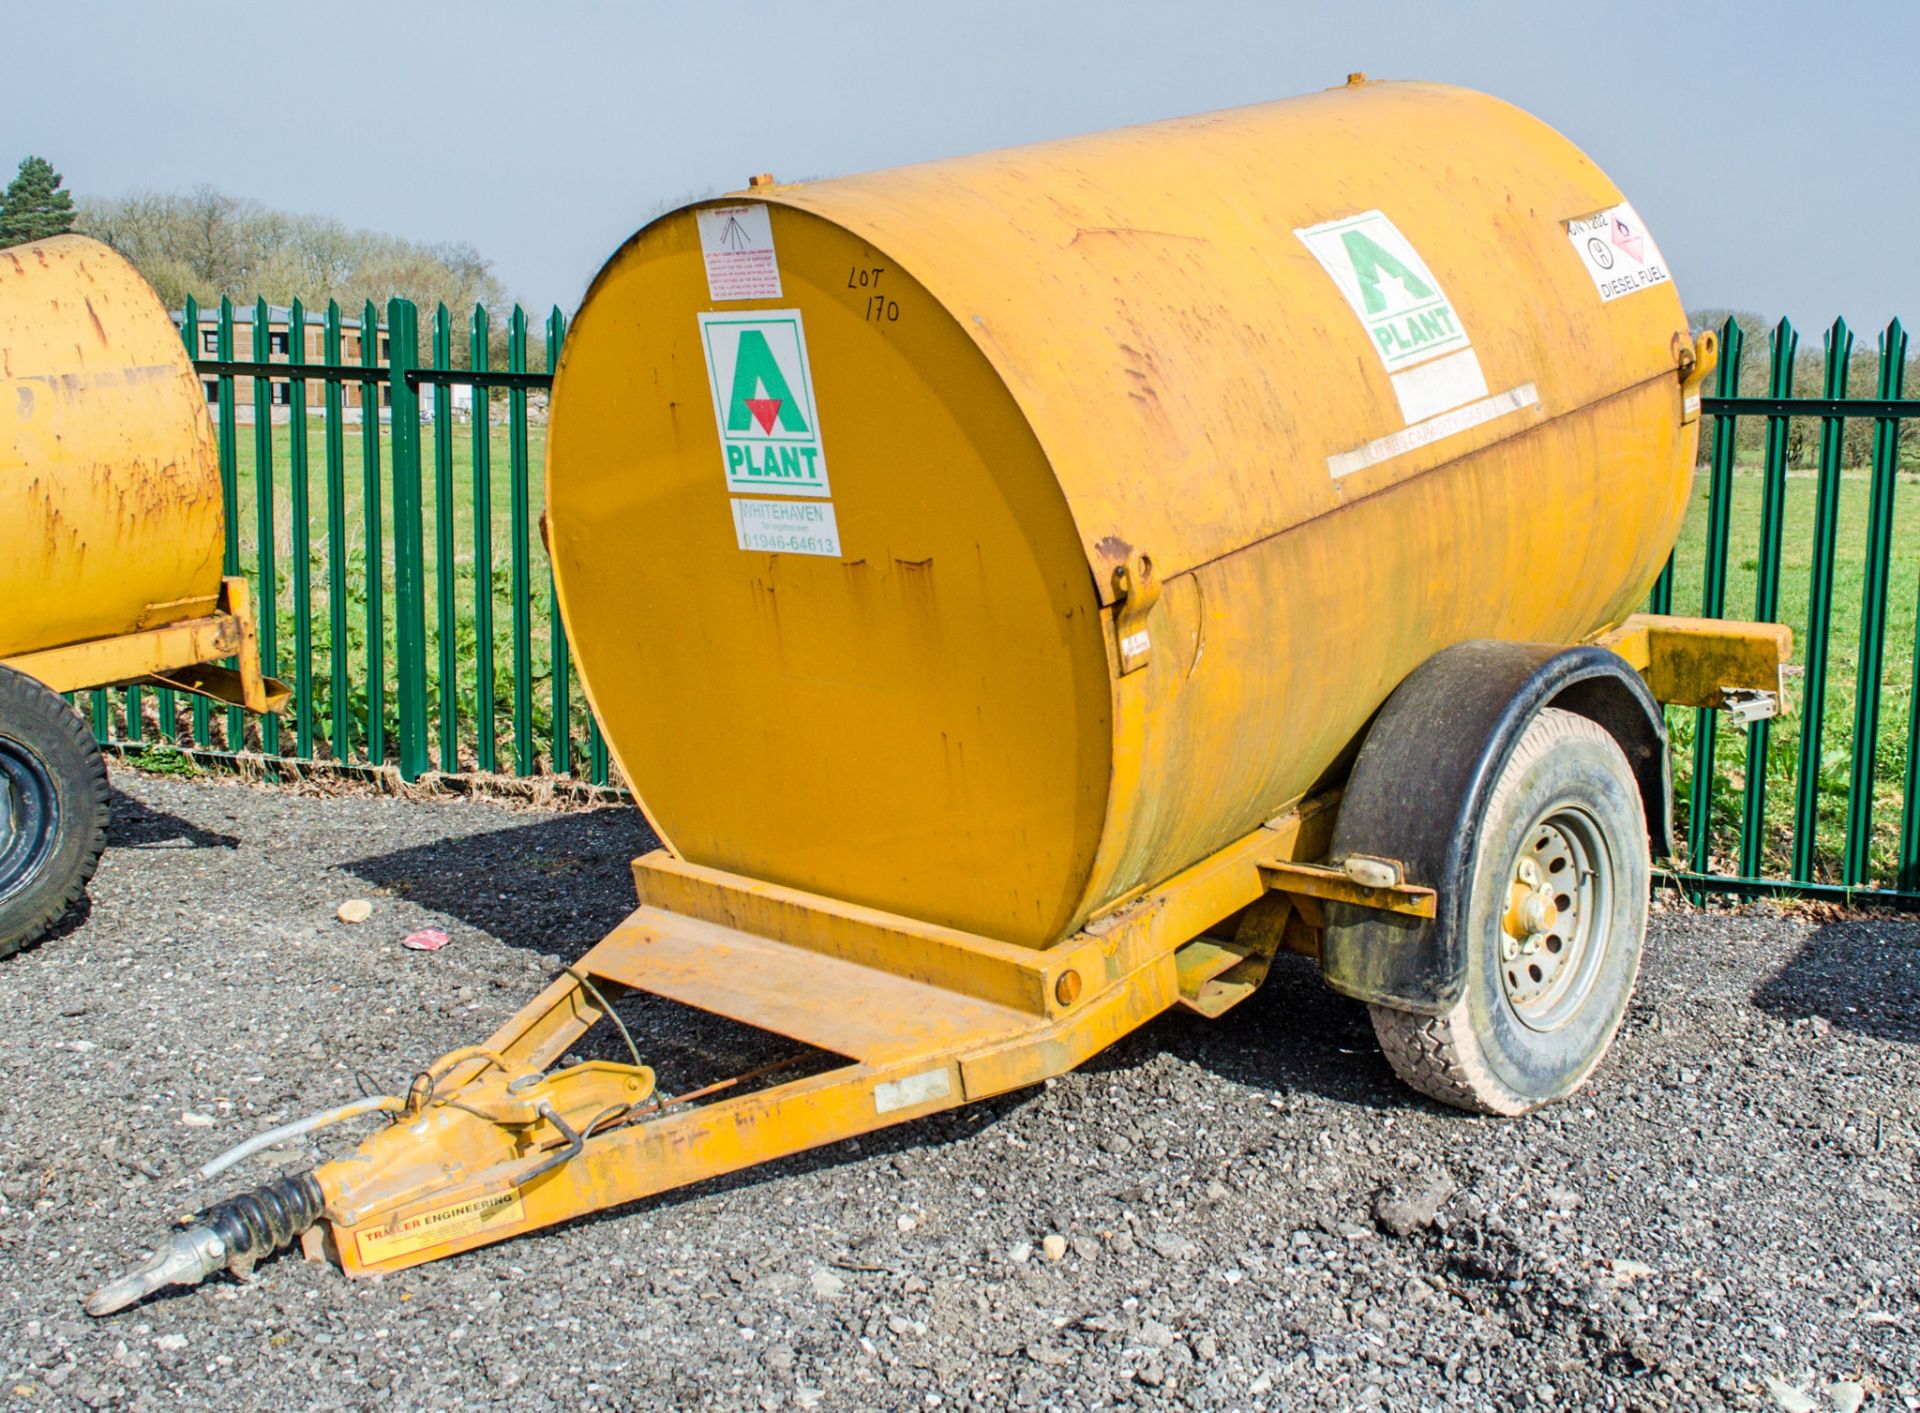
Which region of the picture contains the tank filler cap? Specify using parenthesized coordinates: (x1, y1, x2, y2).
(748, 173, 777, 188)
(1345, 72, 1368, 86)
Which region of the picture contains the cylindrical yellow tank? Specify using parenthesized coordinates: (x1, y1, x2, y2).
(548, 78, 1696, 948)
(1, 235, 225, 658)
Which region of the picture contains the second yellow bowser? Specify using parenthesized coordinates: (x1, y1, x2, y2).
(545, 75, 1702, 950)
(0, 234, 287, 960)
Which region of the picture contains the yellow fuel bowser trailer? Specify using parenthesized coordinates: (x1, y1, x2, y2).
(89, 78, 1789, 1314)
(1, 235, 287, 957)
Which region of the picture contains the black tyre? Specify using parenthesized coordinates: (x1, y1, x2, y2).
(0, 666, 111, 958)
(1369, 708, 1648, 1115)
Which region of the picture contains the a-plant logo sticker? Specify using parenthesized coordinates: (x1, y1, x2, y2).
(698, 309, 830, 498)
(1294, 210, 1470, 374)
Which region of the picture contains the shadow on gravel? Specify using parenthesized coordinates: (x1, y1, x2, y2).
(350, 810, 1421, 1112)
(513, 961, 1420, 1254)
(1130, 952, 1422, 1112)
(341, 808, 658, 957)
(106, 788, 241, 851)
(1751, 918, 1920, 1044)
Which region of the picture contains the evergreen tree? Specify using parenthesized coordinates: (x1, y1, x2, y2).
(0, 156, 78, 248)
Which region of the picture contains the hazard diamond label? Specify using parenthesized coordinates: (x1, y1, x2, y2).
(1566, 201, 1670, 303)
(698, 309, 831, 498)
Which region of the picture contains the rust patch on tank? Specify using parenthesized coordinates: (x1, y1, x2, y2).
(84, 297, 107, 345)
(1093, 534, 1132, 563)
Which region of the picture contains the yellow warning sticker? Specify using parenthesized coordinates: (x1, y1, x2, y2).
(355, 1191, 525, 1265)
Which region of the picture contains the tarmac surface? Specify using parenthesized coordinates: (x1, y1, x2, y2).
(0, 765, 1914, 1411)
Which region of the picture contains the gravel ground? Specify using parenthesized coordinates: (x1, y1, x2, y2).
(0, 764, 1915, 1412)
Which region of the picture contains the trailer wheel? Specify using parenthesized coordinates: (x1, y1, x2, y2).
(1369, 707, 1647, 1115)
(0, 667, 111, 959)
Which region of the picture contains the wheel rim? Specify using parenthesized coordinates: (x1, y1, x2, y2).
(1497, 803, 1612, 1033)
(0, 737, 60, 905)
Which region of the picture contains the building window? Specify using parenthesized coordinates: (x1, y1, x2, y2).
(379, 336, 391, 360)
(202, 330, 219, 354)
(273, 382, 293, 406)
(269, 330, 290, 355)
(203, 380, 219, 404)
(381, 385, 392, 406)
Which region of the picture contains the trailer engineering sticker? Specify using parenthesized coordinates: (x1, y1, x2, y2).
(696, 204, 782, 302)
(355, 1191, 525, 1265)
(1566, 202, 1670, 302)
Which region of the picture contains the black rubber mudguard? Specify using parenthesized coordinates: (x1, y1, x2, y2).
(1320, 641, 1671, 1015)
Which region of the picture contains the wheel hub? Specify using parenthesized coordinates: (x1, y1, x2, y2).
(0, 739, 59, 904)
(1497, 807, 1611, 1032)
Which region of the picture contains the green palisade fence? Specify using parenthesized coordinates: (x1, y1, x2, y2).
(127, 297, 587, 787)
(1662, 315, 1919, 907)
(91, 309, 1919, 908)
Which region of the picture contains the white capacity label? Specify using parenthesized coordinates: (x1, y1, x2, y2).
(731, 498, 841, 557)
(1566, 202, 1670, 302)
(696, 203, 782, 302)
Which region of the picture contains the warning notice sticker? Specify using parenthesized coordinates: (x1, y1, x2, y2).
(1566, 202, 1670, 302)
(698, 309, 831, 498)
(697, 204, 782, 302)
(1295, 210, 1471, 374)
(355, 1191, 524, 1266)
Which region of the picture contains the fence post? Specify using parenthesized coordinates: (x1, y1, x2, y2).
(1789, 318, 1851, 882)
(1737, 318, 1798, 880)
(471, 306, 497, 775)
(186, 296, 210, 749)
(288, 298, 314, 760)
(509, 307, 534, 777)
(218, 297, 243, 749)
(1649, 551, 1675, 617)
(361, 299, 387, 766)
(389, 299, 428, 781)
(546, 306, 571, 778)
(1848, 320, 1909, 886)
(324, 302, 353, 762)
(252, 297, 280, 762)
(159, 300, 201, 745)
(1686, 316, 1745, 883)
(432, 305, 458, 773)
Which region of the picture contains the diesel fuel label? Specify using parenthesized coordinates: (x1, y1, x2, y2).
(1566, 202, 1670, 302)
(1295, 210, 1470, 374)
(698, 309, 831, 498)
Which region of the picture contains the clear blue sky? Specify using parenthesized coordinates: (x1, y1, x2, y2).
(7, 1, 1913, 331)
